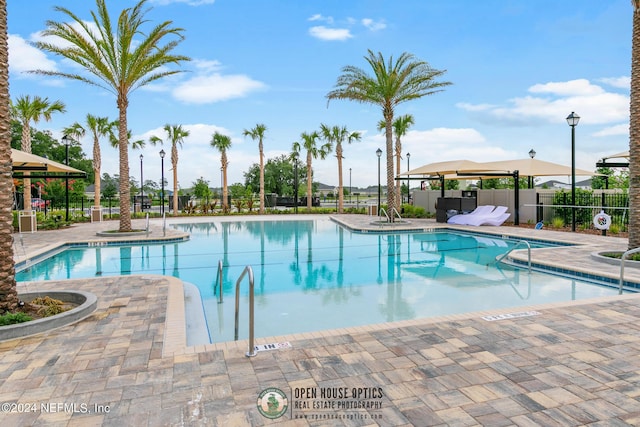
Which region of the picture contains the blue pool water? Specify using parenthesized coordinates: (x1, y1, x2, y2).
(16, 219, 625, 342)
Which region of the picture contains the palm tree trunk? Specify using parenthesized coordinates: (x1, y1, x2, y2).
(0, 0, 19, 312)
(171, 143, 179, 215)
(117, 99, 132, 232)
(222, 153, 229, 211)
(93, 136, 101, 208)
(630, 2, 640, 249)
(385, 115, 396, 222)
(395, 137, 401, 207)
(337, 144, 344, 213)
(21, 124, 32, 211)
(307, 152, 312, 211)
(259, 143, 265, 214)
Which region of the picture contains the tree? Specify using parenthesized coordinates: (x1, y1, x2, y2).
(150, 124, 190, 215)
(243, 124, 267, 214)
(319, 124, 361, 213)
(631, 1, 640, 248)
(10, 95, 65, 210)
(64, 114, 115, 208)
(378, 114, 414, 206)
(211, 132, 232, 212)
(0, 0, 19, 313)
(32, 0, 189, 232)
(327, 50, 451, 221)
(192, 177, 212, 201)
(292, 131, 331, 211)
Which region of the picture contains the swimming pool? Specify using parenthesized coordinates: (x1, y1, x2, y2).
(16, 218, 627, 343)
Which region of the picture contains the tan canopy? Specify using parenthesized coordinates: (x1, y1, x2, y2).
(601, 150, 629, 160)
(12, 149, 85, 174)
(398, 159, 488, 177)
(461, 158, 600, 177)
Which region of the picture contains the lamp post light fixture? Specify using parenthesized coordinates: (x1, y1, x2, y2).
(566, 112, 580, 232)
(159, 149, 166, 216)
(349, 167, 352, 204)
(376, 148, 382, 217)
(406, 152, 411, 204)
(528, 149, 536, 188)
(62, 134, 70, 221)
(139, 154, 144, 213)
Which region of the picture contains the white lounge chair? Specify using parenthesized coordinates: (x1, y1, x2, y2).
(447, 205, 495, 225)
(464, 206, 510, 226)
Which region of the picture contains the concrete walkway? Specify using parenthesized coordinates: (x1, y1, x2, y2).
(1, 215, 640, 426)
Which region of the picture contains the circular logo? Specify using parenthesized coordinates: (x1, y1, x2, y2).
(257, 388, 288, 419)
(593, 211, 611, 230)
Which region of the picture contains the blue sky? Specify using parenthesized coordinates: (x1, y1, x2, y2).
(7, 0, 631, 190)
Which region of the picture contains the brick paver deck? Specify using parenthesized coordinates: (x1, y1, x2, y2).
(2, 215, 640, 426)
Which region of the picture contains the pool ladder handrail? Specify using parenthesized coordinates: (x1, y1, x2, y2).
(619, 247, 640, 294)
(234, 265, 256, 357)
(379, 207, 402, 223)
(213, 259, 223, 303)
(494, 240, 531, 273)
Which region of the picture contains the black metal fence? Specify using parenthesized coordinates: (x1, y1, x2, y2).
(536, 191, 628, 230)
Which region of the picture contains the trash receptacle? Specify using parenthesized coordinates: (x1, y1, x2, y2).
(91, 206, 103, 223)
(368, 205, 378, 216)
(19, 210, 37, 233)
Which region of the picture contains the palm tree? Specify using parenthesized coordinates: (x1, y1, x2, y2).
(10, 95, 65, 211)
(150, 124, 190, 215)
(31, 0, 189, 232)
(243, 124, 267, 214)
(377, 114, 414, 206)
(631, 1, 640, 249)
(327, 50, 451, 221)
(211, 132, 232, 212)
(319, 124, 361, 213)
(64, 114, 116, 210)
(0, 0, 19, 313)
(292, 131, 331, 211)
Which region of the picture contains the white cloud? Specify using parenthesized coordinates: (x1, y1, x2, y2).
(592, 124, 628, 137)
(309, 26, 353, 41)
(599, 76, 630, 89)
(308, 14, 334, 24)
(529, 79, 604, 96)
(361, 18, 386, 31)
(173, 73, 266, 103)
(459, 79, 628, 125)
(8, 34, 57, 75)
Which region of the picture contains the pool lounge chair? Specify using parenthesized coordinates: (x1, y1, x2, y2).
(463, 206, 510, 226)
(447, 205, 495, 225)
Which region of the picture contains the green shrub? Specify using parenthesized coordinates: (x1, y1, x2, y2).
(551, 217, 565, 228)
(0, 312, 33, 326)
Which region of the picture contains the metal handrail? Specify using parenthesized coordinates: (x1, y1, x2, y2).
(379, 208, 390, 222)
(619, 247, 640, 294)
(234, 265, 256, 357)
(494, 240, 531, 273)
(391, 207, 402, 221)
(214, 259, 223, 303)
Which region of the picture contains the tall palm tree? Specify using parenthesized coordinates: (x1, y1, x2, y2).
(211, 132, 232, 212)
(327, 50, 451, 221)
(631, 1, 640, 249)
(64, 114, 115, 210)
(31, 0, 189, 232)
(0, 0, 19, 313)
(292, 131, 331, 211)
(319, 124, 361, 213)
(378, 114, 414, 206)
(10, 95, 65, 211)
(243, 124, 267, 214)
(150, 124, 190, 215)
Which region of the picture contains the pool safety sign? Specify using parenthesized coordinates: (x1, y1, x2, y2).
(482, 311, 541, 322)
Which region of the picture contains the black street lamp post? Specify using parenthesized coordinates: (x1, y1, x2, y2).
(62, 134, 70, 221)
(293, 152, 298, 214)
(139, 154, 144, 213)
(160, 149, 166, 216)
(349, 167, 352, 204)
(528, 149, 536, 188)
(376, 148, 382, 217)
(566, 112, 580, 232)
(406, 152, 411, 204)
